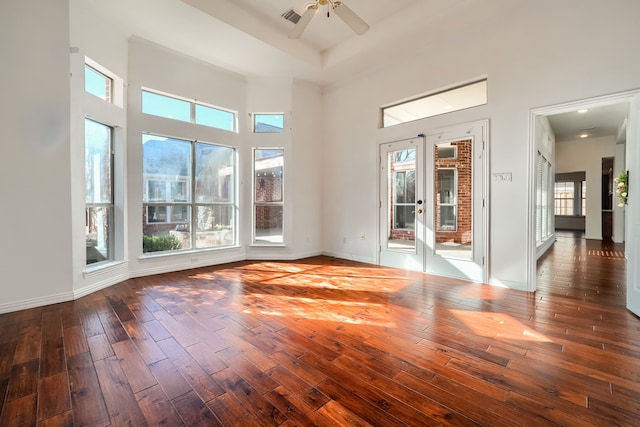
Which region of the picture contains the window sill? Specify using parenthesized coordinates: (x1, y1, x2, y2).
(138, 245, 241, 261)
(84, 260, 128, 279)
(249, 243, 287, 248)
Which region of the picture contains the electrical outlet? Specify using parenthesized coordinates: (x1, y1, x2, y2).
(343, 237, 347, 244)
(360, 233, 366, 240)
(190, 257, 199, 263)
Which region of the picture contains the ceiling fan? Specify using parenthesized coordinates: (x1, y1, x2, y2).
(288, 0, 370, 39)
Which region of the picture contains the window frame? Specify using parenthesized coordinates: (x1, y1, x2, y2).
(382, 79, 488, 128)
(141, 88, 237, 133)
(142, 133, 237, 254)
(252, 113, 285, 133)
(85, 118, 115, 266)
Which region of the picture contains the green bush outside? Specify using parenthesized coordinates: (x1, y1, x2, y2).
(143, 234, 182, 253)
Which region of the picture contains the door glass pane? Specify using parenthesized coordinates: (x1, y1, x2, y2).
(434, 140, 472, 259)
(387, 148, 416, 250)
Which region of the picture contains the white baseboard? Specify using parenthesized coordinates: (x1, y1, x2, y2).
(246, 250, 323, 261)
(321, 250, 376, 265)
(0, 291, 74, 315)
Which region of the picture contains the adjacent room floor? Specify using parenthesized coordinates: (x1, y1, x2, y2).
(0, 233, 637, 426)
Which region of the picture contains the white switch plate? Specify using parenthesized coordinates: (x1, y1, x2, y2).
(492, 172, 512, 182)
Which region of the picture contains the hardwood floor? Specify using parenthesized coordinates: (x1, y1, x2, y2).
(0, 235, 638, 426)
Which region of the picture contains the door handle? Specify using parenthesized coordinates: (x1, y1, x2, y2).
(416, 209, 424, 214)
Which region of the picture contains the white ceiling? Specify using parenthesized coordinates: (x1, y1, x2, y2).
(547, 103, 629, 143)
(82, 0, 629, 141)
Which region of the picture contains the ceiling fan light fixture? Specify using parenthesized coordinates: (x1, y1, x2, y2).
(332, 1, 370, 35)
(288, 3, 318, 39)
(287, 0, 369, 39)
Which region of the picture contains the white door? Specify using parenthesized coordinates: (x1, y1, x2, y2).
(379, 137, 425, 271)
(424, 122, 486, 283)
(627, 94, 640, 316)
(378, 122, 487, 282)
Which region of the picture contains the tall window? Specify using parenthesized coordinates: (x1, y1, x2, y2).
(253, 149, 284, 244)
(85, 119, 113, 265)
(142, 134, 236, 253)
(536, 152, 553, 245)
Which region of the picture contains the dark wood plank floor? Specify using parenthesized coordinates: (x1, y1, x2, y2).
(1, 234, 639, 426)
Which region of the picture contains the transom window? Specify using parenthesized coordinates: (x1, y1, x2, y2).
(253, 113, 285, 133)
(382, 79, 487, 127)
(85, 65, 112, 102)
(142, 89, 236, 132)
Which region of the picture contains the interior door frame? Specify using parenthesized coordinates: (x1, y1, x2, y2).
(527, 89, 640, 294)
(377, 119, 489, 284)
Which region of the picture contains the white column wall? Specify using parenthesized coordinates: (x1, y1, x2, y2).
(0, 0, 73, 311)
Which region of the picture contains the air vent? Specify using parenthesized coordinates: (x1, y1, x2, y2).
(282, 8, 301, 24)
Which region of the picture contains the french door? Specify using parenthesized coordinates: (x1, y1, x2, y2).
(379, 121, 487, 283)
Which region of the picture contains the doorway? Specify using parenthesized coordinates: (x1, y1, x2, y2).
(379, 121, 488, 283)
(528, 90, 640, 317)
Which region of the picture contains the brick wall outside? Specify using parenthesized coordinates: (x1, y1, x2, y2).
(255, 173, 283, 231)
(435, 139, 472, 244)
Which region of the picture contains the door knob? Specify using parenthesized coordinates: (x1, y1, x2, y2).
(417, 209, 424, 214)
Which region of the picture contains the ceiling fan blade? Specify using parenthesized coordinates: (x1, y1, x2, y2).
(288, 5, 317, 39)
(333, 1, 369, 35)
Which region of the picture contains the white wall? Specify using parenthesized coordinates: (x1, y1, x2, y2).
(555, 136, 616, 240)
(69, 0, 130, 296)
(0, 0, 74, 310)
(322, 0, 640, 289)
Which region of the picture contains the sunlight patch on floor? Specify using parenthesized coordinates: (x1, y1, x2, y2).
(450, 309, 552, 342)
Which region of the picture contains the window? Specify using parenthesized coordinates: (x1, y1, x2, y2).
(85, 119, 113, 265)
(382, 79, 487, 127)
(536, 152, 553, 245)
(141, 89, 236, 132)
(142, 134, 236, 253)
(85, 65, 112, 102)
(554, 182, 575, 215)
(253, 114, 284, 133)
(253, 149, 284, 244)
(554, 178, 586, 216)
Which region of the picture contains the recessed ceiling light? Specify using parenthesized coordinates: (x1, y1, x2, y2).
(580, 133, 589, 138)
(444, 104, 453, 110)
(578, 109, 589, 114)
